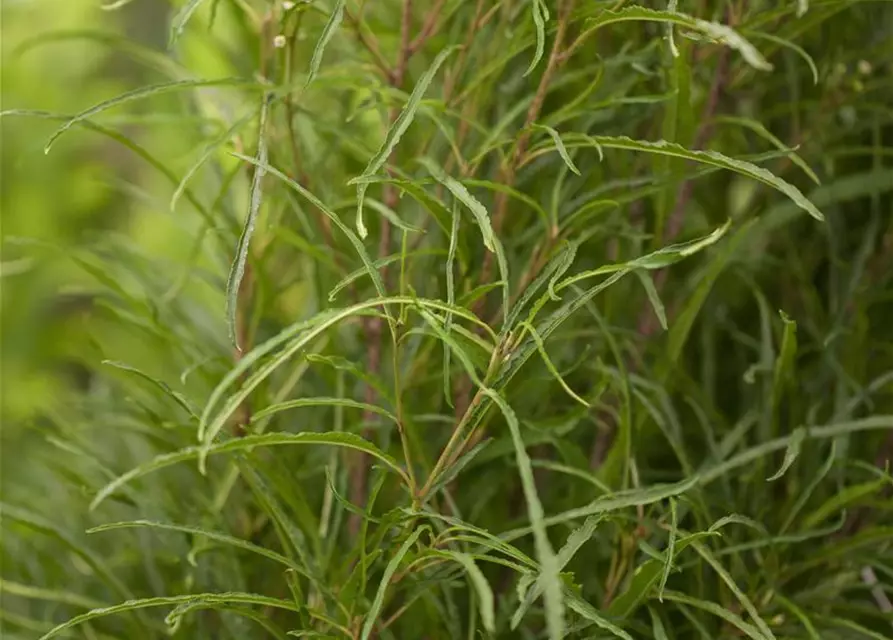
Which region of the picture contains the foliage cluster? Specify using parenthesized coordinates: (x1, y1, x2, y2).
(2, 0, 892, 639)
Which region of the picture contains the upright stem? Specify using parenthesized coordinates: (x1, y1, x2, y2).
(348, 0, 416, 536)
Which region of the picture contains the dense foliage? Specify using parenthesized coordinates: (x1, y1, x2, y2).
(2, 0, 892, 638)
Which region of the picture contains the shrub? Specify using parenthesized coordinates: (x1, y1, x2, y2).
(2, 1, 892, 638)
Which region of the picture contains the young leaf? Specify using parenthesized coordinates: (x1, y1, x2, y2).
(538, 134, 824, 220)
(251, 397, 398, 425)
(349, 46, 457, 237)
(635, 271, 668, 331)
(306, 0, 346, 87)
(435, 551, 496, 633)
(517, 321, 589, 407)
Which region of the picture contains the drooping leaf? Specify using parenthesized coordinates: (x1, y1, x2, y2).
(306, 0, 346, 87)
(349, 46, 457, 237)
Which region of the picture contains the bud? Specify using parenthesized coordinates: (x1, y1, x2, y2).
(273, 34, 287, 48)
(282, 1, 295, 10)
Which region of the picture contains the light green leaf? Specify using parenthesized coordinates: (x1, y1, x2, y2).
(434, 551, 496, 633)
(349, 46, 457, 237)
(306, 0, 345, 87)
(658, 497, 677, 600)
(170, 0, 207, 47)
(534, 124, 581, 175)
(43, 78, 256, 153)
(252, 397, 398, 425)
(517, 321, 589, 407)
(418, 158, 496, 252)
(512, 514, 603, 628)
(635, 271, 667, 331)
(586, 6, 772, 71)
(539, 135, 824, 220)
(525, 0, 549, 76)
(660, 591, 765, 640)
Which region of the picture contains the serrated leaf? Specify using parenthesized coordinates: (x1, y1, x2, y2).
(435, 551, 496, 633)
(538, 135, 823, 220)
(252, 397, 398, 425)
(586, 7, 772, 71)
(349, 46, 457, 237)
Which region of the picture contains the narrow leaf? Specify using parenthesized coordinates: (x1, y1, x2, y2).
(534, 124, 581, 175)
(91, 432, 408, 509)
(306, 0, 346, 87)
(635, 271, 668, 331)
(170, 0, 207, 47)
(435, 551, 496, 633)
(767, 426, 806, 481)
(525, 0, 549, 76)
(658, 497, 678, 600)
(486, 391, 564, 639)
(360, 526, 427, 640)
(102, 360, 197, 418)
(350, 46, 457, 237)
(586, 6, 772, 71)
(226, 96, 269, 349)
(38, 593, 298, 640)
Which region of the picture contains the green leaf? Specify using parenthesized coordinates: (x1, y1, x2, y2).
(525, 0, 549, 76)
(169, 0, 207, 47)
(689, 540, 776, 640)
(767, 426, 806, 481)
(226, 97, 269, 349)
(565, 592, 634, 639)
(539, 134, 824, 221)
(716, 115, 819, 183)
(699, 416, 893, 487)
(252, 397, 398, 425)
(512, 514, 603, 629)
(586, 7, 772, 71)
(306, 0, 346, 87)
(658, 497, 678, 600)
(38, 593, 299, 640)
(444, 202, 460, 404)
(360, 526, 427, 640)
(486, 391, 564, 639)
(418, 158, 496, 252)
(434, 551, 496, 633)
(517, 321, 589, 407)
(349, 46, 457, 237)
(43, 78, 256, 153)
(534, 124, 581, 175)
(91, 432, 409, 509)
(659, 591, 765, 640)
(606, 531, 719, 618)
(87, 520, 304, 573)
(802, 478, 887, 529)
(635, 271, 668, 331)
(102, 360, 197, 418)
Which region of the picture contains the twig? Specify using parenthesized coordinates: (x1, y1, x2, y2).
(408, 0, 446, 56)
